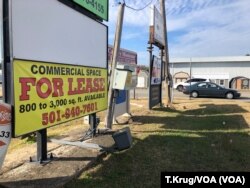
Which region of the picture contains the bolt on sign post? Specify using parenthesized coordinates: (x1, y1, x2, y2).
(0, 103, 11, 169)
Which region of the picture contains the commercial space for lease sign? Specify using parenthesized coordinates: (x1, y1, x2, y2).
(13, 60, 107, 137)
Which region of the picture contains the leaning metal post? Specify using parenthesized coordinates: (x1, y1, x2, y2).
(147, 43, 153, 110)
(89, 113, 97, 137)
(160, 48, 164, 107)
(36, 129, 48, 162)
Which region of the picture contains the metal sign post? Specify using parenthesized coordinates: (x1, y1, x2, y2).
(2, 0, 12, 104)
(160, 49, 164, 107)
(36, 129, 48, 162)
(89, 113, 97, 137)
(147, 43, 153, 110)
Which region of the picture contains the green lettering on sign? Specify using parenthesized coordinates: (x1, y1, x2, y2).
(73, 0, 108, 21)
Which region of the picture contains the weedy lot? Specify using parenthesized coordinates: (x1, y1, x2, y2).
(66, 98, 250, 188)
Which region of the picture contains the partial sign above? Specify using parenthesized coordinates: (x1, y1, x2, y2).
(149, 5, 164, 47)
(108, 46, 137, 65)
(72, 0, 108, 21)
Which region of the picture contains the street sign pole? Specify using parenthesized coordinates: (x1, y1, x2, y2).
(36, 129, 48, 162)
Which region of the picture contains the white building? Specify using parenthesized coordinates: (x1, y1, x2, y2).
(170, 56, 250, 90)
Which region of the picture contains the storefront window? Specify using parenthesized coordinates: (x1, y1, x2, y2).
(242, 79, 249, 89)
(219, 80, 224, 86)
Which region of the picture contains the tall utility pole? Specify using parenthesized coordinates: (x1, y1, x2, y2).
(105, 3, 125, 129)
(160, 0, 171, 106)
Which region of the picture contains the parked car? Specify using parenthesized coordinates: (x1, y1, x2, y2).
(183, 82, 241, 99)
(174, 78, 211, 92)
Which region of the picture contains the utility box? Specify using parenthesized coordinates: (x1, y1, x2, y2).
(113, 64, 136, 90)
(112, 127, 132, 151)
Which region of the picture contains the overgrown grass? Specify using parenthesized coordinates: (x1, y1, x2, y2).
(66, 99, 250, 188)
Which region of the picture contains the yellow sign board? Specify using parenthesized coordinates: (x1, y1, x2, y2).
(13, 59, 108, 137)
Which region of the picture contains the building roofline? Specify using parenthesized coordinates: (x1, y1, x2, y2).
(108, 44, 137, 55)
(170, 56, 250, 63)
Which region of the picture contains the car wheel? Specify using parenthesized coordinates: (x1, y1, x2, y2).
(177, 85, 184, 92)
(191, 91, 198, 98)
(226, 92, 234, 99)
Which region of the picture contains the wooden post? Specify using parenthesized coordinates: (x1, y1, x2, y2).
(105, 3, 125, 129)
(160, 0, 172, 106)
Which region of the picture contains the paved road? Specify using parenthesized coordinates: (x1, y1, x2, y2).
(130, 88, 250, 100)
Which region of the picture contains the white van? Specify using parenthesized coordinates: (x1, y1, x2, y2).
(174, 78, 211, 92)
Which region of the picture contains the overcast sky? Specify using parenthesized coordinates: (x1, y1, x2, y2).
(108, 0, 250, 65)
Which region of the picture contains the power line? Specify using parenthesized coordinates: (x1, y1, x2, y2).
(123, 0, 154, 11)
